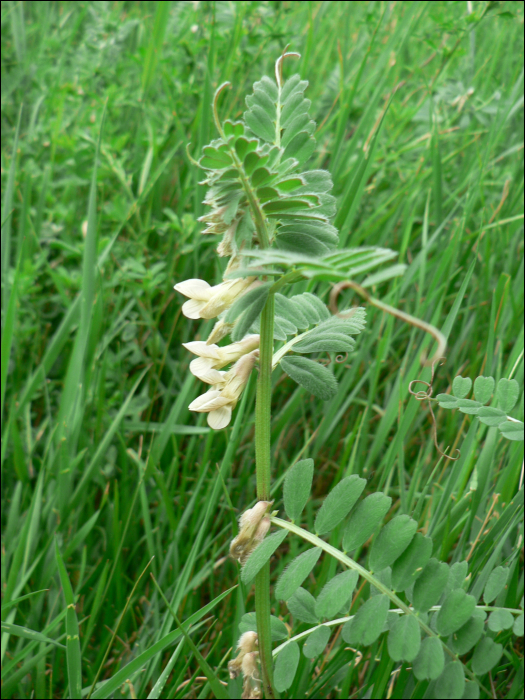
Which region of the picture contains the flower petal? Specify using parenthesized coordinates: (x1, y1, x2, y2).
(208, 406, 232, 429)
(183, 341, 221, 360)
(182, 299, 206, 319)
(174, 278, 212, 300)
(190, 358, 225, 385)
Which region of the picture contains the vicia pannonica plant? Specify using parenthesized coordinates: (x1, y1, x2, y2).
(175, 51, 524, 699)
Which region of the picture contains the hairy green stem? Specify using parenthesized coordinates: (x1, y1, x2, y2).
(255, 293, 276, 698)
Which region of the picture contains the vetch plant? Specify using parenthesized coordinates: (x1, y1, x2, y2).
(175, 50, 524, 698)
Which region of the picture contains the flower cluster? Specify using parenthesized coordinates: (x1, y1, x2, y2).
(175, 257, 259, 429)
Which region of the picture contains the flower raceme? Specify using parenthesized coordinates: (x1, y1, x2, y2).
(188, 350, 259, 429)
(183, 335, 260, 384)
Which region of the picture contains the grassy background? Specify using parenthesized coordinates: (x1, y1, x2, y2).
(1, 1, 523, 698)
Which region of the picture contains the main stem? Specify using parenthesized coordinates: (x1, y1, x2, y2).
(255, 293, 276, 699)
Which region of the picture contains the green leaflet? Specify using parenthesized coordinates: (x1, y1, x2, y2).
(435, 589, 477, 637)
(368, 514, 418, 572)
(499, 421, 524, 441)
(343, 492, 392, 553)
(238, 612, 288, 642)
(280, 356, 338, 400)
(412, 636, 444, 681)
(283, 458, 314, 522)
(342, 594, 389, 646)
(450, 609, 485, 655)
(434, 661, 465, 700)
(286, 587, 318, 624)
(314, 475, 366, 536)
(241, 530, 288, 585)
(413, 558, 449, 613)
(226, 283, 271, 342)
(314, 570, 359, 620)
(474, 375, 495, 404)
(496, 377, 519, 412)
(302, 625, 330, 658)
(484, 566, 509, 604)
(513, 613, 524, 636)
(488, 609, 514, 632)
(390, 532, 432, 592)
(274, 641, 300, 692)
(387, 614, 421, 662)
(275, 547, 322, 601)
(471, 637, 503, 675)
(452, 375, 472, 398)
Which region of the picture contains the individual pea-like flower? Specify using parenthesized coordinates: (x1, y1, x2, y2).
(174, 276, 254, 320)
(206, 318, 235, 345)
(241, 652, 262, 699)
(228, 631, 258, 680)
(183, 335, 260, 384)
(188, 350, 258, 429)
(229, 500, 273, 565)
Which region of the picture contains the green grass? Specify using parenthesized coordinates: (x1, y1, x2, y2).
(1, 1, 523, 698)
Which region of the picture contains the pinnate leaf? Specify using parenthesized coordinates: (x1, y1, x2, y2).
(275, 548, 322, 601)
(474, 375, 494, 404)
(412, 636, 444, 681)
(436, 589, 476, 637)
(280, 356, 338, 400)
(274, 642, 300, 692)
(387, 614, 421, 662)
(484, 566, 509, 604)
(496, 377, 519, 413)
(342, 594, 389, 646)
(286, 587, 318, 624)
(303, 625, 331, 658)
(283, 458, 314, 522)
(369, 515, 417, 572)
(315, 475, 366, 536)
(241, 530, 288, 585)
(452, 376, 472, 399)
(314, 570, 359, 620)
(343, 492, 392, 552)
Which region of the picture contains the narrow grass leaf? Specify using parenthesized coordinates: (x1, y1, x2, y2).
(471, 637, 503, 675)
(315, 475, 366, 536)
(241, 530, 288, 585)
(286, 587, 318, 624)
(283, 458, 314, 522)
(484, 566, 509, 603)
(342, 595, 389, 647)
(275, 547, 322, 601)
(343, 493, 392, 552)
(0, 622, 65, 649)
(314, 570, 359, 620)
(412, 636, 444, 681)
(274, 641, 300, 692)
(387, 614, 420, 662)
(391, 533, 432, 592)
(436, 589, 477, 637)
(369, 515, 417, 573)
(303, 625, 331, 658)
(434, 661, 465, 700)
(55, 539, 82, 699)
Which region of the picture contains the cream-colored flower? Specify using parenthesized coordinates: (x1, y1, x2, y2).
(188, 350, 258, 429)
(183, 335, 260, 383)
(206, 318, 235, 344)
(174, 276, 254, 320)
(229, 500, 272, 564)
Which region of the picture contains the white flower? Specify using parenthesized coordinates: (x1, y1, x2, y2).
(206, 318, 235, 344)
(174, 276, 254, 320)
(183, 335, 260, 383)
(188, 350, 258, 429)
